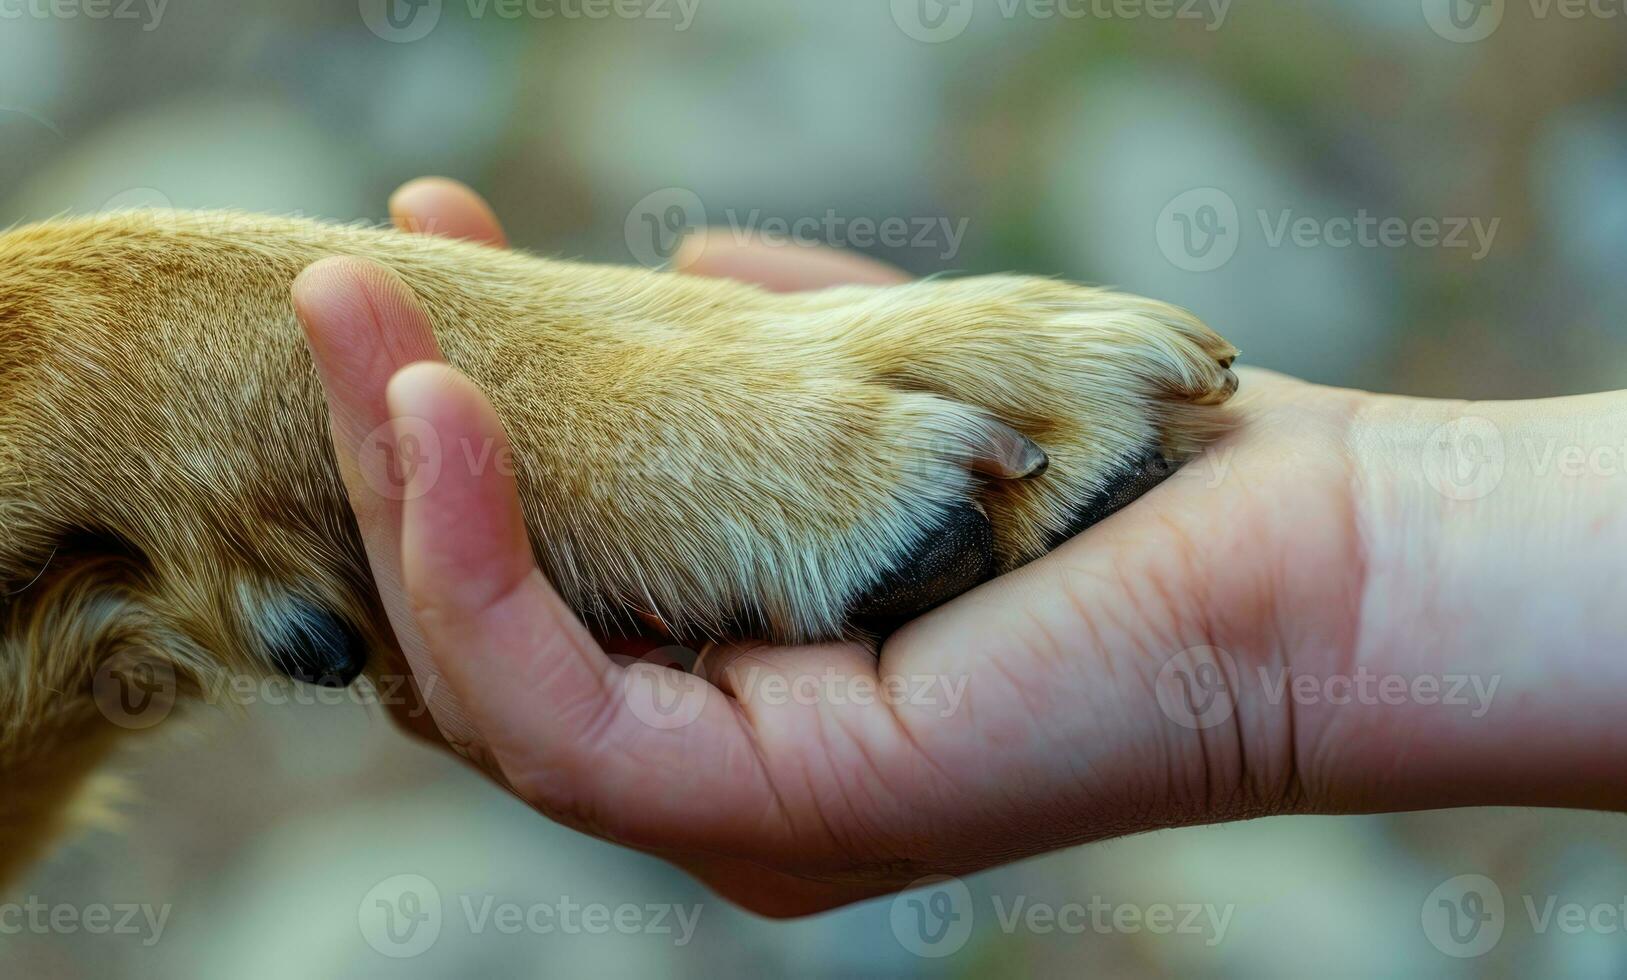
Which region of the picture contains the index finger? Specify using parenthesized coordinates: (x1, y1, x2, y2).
(292, 257, 485, 750)
(390, 177, 509, 247)
(674, 230, 910, 291)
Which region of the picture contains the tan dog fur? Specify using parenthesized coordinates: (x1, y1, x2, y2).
(0, 209, 1237, 881)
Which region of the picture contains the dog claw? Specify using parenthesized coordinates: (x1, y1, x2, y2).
(965, 420, 1050, 480)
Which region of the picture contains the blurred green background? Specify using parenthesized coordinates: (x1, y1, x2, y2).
(5, 0, 1627, 976)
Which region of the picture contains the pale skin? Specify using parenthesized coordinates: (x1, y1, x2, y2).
(291, 177, 1627, 917)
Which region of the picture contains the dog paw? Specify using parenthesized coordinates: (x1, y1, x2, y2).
(588, 275, 1239, 642)
(790, 276, 1238, 578)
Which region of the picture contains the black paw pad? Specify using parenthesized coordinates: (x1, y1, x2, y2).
(266, 598, 368, 688)
(1046, 448, 1178, 548)
(849, 502, 995, 636)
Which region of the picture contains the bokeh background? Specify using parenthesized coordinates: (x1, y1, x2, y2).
(5, 0, 1627, 976)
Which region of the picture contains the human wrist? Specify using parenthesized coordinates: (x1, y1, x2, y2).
(1324, 389, 1627, 812)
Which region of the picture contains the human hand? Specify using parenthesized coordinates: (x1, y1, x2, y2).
(292, 178, 1627, 916)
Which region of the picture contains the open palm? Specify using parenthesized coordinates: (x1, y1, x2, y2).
(298, 180, 1616, 917)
